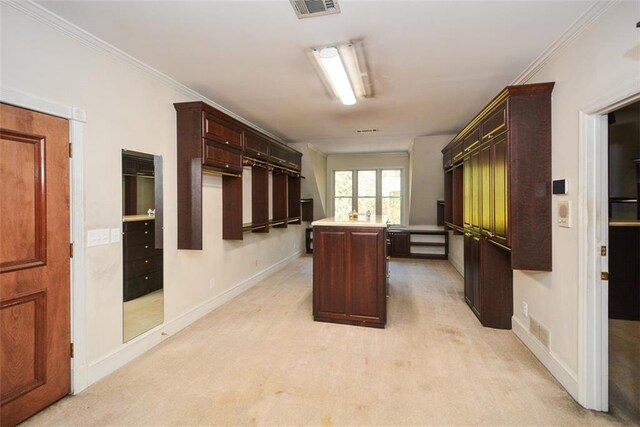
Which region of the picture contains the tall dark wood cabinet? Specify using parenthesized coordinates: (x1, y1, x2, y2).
(313, 226, 387, 328)
(443, 82, 554, 329)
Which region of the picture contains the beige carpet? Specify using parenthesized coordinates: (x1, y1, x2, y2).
(609, 318, 640, 423)
(25, 257, 621, 426)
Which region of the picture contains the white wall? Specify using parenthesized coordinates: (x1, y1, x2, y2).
(289, 142, 327, 220)
(408, 135, 455, 225)
(1, 3, 304, 385)
(326, 152, 410, 224)
(511, 0, 640, 401)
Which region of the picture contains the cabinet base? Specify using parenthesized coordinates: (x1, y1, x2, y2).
(313, 316, 385, 329)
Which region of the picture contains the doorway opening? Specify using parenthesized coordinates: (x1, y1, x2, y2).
(606, 100, 639, 423)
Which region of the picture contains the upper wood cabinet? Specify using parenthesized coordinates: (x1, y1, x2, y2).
(442, 82, 554, 271)
(174, 101, 303, 248)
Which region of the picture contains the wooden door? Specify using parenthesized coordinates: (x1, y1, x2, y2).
(0, 103, 70, 426)
(463, 158, 472, 229)
(471, 149, 481, 231)
(313, 228, 348, 320)
(389, 232, 410, 257)
(463, 234, 473, 307)
(491, 133, 509, 246)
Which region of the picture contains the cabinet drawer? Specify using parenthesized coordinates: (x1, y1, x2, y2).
(203, 141, 242, 172)
(463, 128, 480, 154)
(452, 141, 465, 164)
(124, 219, 155, 232)
(203, 113, 243, 149)
(481, 102, 508, 141)
(270, 143, 289, 166)
(126, 255, 163, 279)
(124, 270, 163, 302)
(126, 242, 162, 261)
(125, 228, 155, 246)
(287, 151, 302, 171)
(244, 132, 269, 159)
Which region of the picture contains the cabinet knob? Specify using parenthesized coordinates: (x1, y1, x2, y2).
(145, 245, 149, 249)
(225, 141, 229, 145)
(145, 260, 149, 263)
(225, 164, 229, 168)
(257, 153, 261, 156)
(144, 231, 148, 234)
(145, 276, 149, 280)
(487, 134, 493, 139)
(144, 222, 148, 226)
(386, 256, 391, 260)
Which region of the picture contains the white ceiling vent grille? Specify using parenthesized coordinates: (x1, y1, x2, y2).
(290, 0, 340, 19)
(356, 128, 378, 134)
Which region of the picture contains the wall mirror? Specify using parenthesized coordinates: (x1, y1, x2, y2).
(121, 150, 164, 342)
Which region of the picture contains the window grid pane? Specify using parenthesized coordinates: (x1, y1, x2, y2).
(357, 170, 376, 197)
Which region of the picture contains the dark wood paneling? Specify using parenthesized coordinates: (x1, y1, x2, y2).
(313, 226, 386, 328)
(609, 227, 640, 320)
(481, 101, 508, 141)
(251, 166, 269, 231)
(350, 232, 382, 319)
(452, 165, 464, 232)
(203, 113, 243, 149)
(301, 198, 314, 222)
(0, 130, 47, 273)
(272, 172, 288, 228)
(244, 131, 269, 159)
(444, 170, 453, 227)
(509, 87, 553, 271)
(491, 133, 509, 247)
(480, 143, 492, 236)
(203, 141, 242, 173)
(222, 175, 243, 240)
(389, 232, 410, 256)
(288, 176, 301, 220)
(480, 237, 513, 329)
(176, 107, 203, 250)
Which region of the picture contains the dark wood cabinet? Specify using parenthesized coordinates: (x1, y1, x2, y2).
(443, 82, 553, 329)
(123, 220, 163, 302)
(389, 228, 448, 259)
(313, 225, 387, 328)
(174, 101, 302, 247)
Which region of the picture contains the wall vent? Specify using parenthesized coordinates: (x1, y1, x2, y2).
(356, 128, 378, 134)
(290, 0, 340, 19)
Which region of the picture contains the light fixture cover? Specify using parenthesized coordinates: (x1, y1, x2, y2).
(310, 41, 370, 106)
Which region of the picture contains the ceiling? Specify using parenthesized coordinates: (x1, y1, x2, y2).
(37, 0, 595, 154)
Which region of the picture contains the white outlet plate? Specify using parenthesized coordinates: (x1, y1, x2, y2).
(87, 229, 110, 247)
(558, 200, 571, 228)
(522, 301, 528, 317)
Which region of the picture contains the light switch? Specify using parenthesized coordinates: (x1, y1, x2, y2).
(558, 200, 571, 228)
(110, 228, 121, 243)
(87, 229, 110, 247)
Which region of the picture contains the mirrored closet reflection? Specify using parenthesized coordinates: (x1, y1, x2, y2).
(121, 150, 164, 342)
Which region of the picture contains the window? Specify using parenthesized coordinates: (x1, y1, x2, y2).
(333, 169, 403, 224)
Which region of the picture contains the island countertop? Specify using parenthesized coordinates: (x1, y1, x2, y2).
(312, 215, 389, 228)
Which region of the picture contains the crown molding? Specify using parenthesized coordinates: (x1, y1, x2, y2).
(3, 0, 287, 143)
(512, 0, 619, 84)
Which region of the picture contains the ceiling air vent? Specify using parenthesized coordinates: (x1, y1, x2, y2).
(290, 0, 340, 19)
(356, 128, 378, 134)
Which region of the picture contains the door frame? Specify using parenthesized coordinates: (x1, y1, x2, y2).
(0, 86, 89, 394)
(578, 83, 640, 411)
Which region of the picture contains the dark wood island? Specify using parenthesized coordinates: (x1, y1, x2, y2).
(312, 216, 389, 328)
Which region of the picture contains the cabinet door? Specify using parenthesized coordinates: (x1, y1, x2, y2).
(491, 133, 509, 246)
(203, 113, 243, 149)
(464, 234, 473, 307)
(390, 232, 410, 256)
(471, 236, 481, 317)
(479, 143, 492, 236)
(463, 158, 472, 229)
(471, 150, 481, 231)
(350, 230, 384, 322)
(313, 229, 348, 317)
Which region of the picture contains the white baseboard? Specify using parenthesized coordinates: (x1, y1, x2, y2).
(512, 316, 579, 400)
(449, 256, 463, 277)
(82, 250, 304, 390)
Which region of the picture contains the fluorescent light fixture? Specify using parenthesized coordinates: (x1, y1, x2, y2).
(317, 46, 356, 105)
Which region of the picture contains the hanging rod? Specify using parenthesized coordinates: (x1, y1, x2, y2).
(202, 169, 242, 178)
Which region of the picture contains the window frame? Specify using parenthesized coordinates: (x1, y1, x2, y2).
(333, 168, 403, 225)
